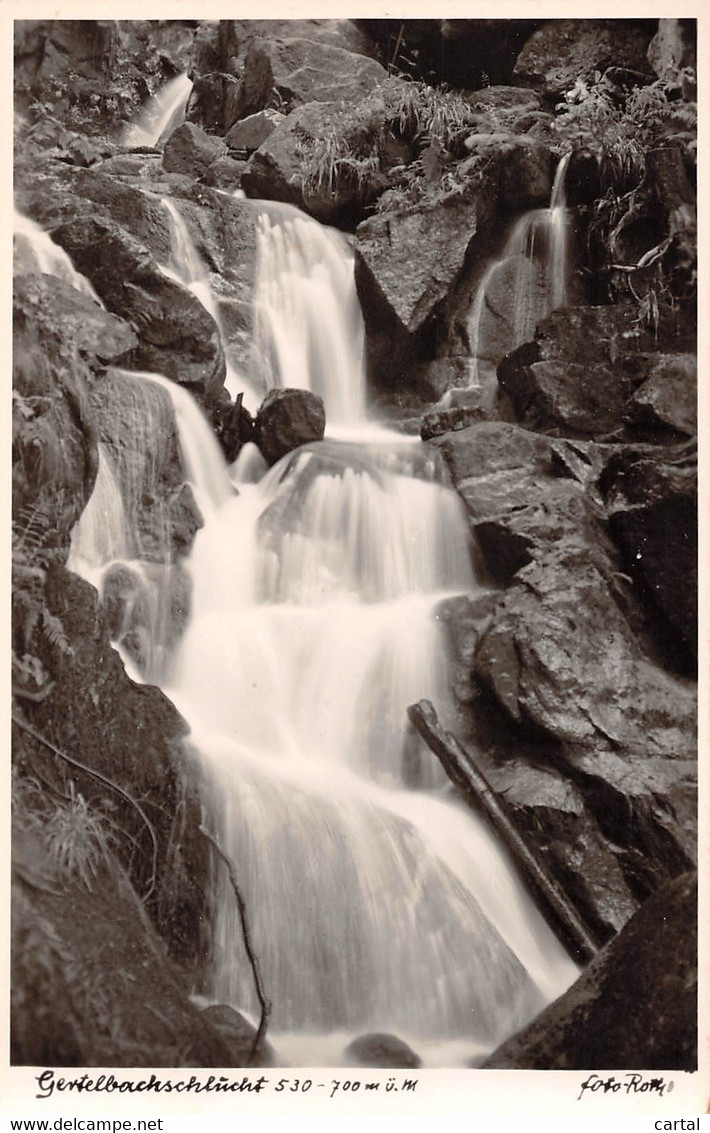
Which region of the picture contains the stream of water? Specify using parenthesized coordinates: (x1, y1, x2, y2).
(467, 152, 572, 390)
(19, 191, 579, 1067)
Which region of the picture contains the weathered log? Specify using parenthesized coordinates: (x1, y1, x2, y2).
(407, 699, 599, 964)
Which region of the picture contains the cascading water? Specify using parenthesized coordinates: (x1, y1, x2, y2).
(70, 201, 580, 1067)
(467, 151, 572, 388)
(251, 202, 366, 426)
(13, 209, 103, 304)
(121, 73, 193, 148)
(160, 198, 255, 406)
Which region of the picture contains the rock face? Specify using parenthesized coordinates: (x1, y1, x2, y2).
(49, 215, 226, 408)
(355, 175, 498, 387)
(254, 388, 326, 465)
(484, 872, 697, 1069)
(345, 1032, 422, 1070)
(435, 422, 696, 920)
(13, 565, 209, 965)
(356, 190, 497, 338)
(498, 307, 696, 440)
(513, 19, 655, 96)
(600, 446, 697, 658)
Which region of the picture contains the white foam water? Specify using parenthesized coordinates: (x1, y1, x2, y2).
(67, 202, 580, 1066)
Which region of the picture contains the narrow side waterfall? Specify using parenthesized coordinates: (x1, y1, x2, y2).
(121, 73, 193, 148)
(13, 209, 103, 304)
(69, 202, 580, 1067)
(251, 203, 367, 426)
(467, 151, 572, 388)
(160, 199, 254, 406)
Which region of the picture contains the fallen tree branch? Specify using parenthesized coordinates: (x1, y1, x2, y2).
(407, 699, 599, 964)
(12, 713, 158, 902)
(198, 825, 272, 1066)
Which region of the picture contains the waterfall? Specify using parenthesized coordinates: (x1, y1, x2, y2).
(251, 202, 367, 426)
(69, 205, 580, 1067)
(13, 209, 103, 304)
(122, 73, 193, 148)
(160, 198, 255, 406)
(467, 151, 572, 388)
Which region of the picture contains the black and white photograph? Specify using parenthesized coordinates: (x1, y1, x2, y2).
(8, 6, 703, 1113)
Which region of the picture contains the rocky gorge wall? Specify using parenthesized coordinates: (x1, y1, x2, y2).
(12, 18, 697, 1068)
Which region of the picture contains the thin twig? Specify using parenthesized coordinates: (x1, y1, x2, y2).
(198, 825, 271, 1066)
(12, 713, 158, 902)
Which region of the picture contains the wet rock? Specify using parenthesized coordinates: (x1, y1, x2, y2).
(625, 353, 696, 437)
(600, 446, 697, 657)
(200, 1005, 277, 1067)
(254, 388, 326, 466)
(513, 20, 654, 97)
(565, 149, 602, 207)
(355, 178, 498, 338)
(163, 122, 228, 179)
(345, 1032, 422, 1069)
(237, 37, 387, 119)
(226, 109, 285, 152)
(474, 551, 695, 763)
(49, 215, 226, 409)
(483, 872, 697, 1070)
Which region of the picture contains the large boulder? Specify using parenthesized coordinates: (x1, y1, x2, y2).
(48, 215, 226, 409)
(356, 188, 497, 338)
(513, 19, 655, 97)
(235, 36, 387, 119)
(200, 1004, 277, 1067)
(162, 121, 227, 178)
(254, 388, 326, 465)
(484, 872, 697, 1070)
(226, 109, 285, 152)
